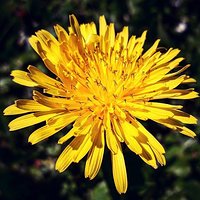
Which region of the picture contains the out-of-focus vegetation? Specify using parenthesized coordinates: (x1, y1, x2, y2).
(0, 0, 200, 199)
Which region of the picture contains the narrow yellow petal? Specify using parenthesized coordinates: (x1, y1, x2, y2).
(99, 15, 107, 36)
(55, 145, 76, 172)
(139, 144, 158, 169)
(142, 39, 160, 59)
(156, 48, 180, 66)
(54, 24, 69, 42)
(151, 146, 166, 166)
(58, 127, 77, 144)
(28, 36, 58, 74)
(4, 104, 30, 115)
(154, 118, 196, 137)
(120, 120, 142, 154)
(164, 64, 190, 79)
(85, 126, 105, 179)
(8, 112, 59, 131)
(171, 110, 197, 124)
(11, 70, 38, 87)
(47, 112, 79, 127)
(111, 142, 127, 194)
(135, 120, 165, 153)
(111, 118, 124, 142)
(28, 124, 64, 144)
(69, 14, 82, 37)
(104, 112, 118, 154)
(16, 99, 51, 111)
(28, 65, 64, 91)
(73, 134, 92, 163)
(56, 135, 89, 172)
(153, 89, 199, 100)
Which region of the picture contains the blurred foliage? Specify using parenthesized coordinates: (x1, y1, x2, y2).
(0, 0, 200, 200)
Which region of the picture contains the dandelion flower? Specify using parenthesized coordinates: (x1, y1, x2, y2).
(4, 15, 198, 194)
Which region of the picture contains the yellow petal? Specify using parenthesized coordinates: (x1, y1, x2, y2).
(111, 142, 127, 194)
(135, 120, 165, 154)
(73, 134, 92, 163)
(120, 120, 142, 154)
(156, 48, 180, 66)
(104, 112, 118, 154)
(47, 112, 79, 127)
(151, 146, 166, 166)
(11, 70, 38, 87)
(69, 14, 82, 37)
(99, 15, 107, 36)
(33, 90, 68, 108)
(142, 39, 160, 59)
(171, 110, 197, 124)
(154, 118, 196, 137)
(54, 24, 69, 42)
(28, 65, 64, 91)
(177, 126, 196, 137)
(85, 125, 105, 179)
(28, 36, 59, 74)
(58, 127, 76, 144)
(16, 99, 51, 111)
(4, 104, 30, 115)
(153, 89, 199, 100)
(29, 124, 64, 144)
(8, 111, 61, 131)
(56, 135, 90, 172)
(139, 144, 158, 169)
(111, 118, 124, 142)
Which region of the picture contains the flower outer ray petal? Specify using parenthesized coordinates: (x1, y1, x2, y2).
(28, 65, 66, 91)
(111, 118, 124, 142)
(46, 112, 80, 127)
(15, 99, 52, 111)
(155, 48, 180, 66)
(32, 90, 70, 108)
(58, 126, 78, 144)
(139, 143, 158, 168)
(104, 111, 119, 154)
(29, 124, 64, 145)
(73, 134, 93, 163)
(170, 109, 197, 124)
(56, 134, 91, 172)
(85, 124, 105, 180)
(8, 112, 61, 131)
(164, 64, 190, 79)
(142, 39, 160, 59)
(144, 58, 184, 85)
(182, 77, 196, 83)
(119, 120, 143, 154)
(58, 112, 95, 144)
(29, 32, 60, 75)
(122, 102, 186, 121)
(54, 24, 69, 42)
(99, 15, 107, 37)
(151, 146, 166, 166)
(111, 141, 128, 194)
(152, 88, 199, 100)
(134, 120, 165, 154)
(3, 104, 31, 115)
(69, 14, 82, 38)
(11, 70, 38, 87)
(153, 118, 196, 137)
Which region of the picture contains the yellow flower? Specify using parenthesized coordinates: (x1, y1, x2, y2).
(4, 15, 198, 194)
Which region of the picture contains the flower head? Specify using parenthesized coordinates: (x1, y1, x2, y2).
(4, 15, 198, 193)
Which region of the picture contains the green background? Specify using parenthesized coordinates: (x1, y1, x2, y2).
(0, 0, 200, 199)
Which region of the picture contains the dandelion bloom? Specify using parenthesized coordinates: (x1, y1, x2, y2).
(4, 15, 198, 193)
